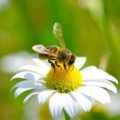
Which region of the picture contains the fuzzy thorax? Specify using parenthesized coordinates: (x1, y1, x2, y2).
(45, 64, 82, 93)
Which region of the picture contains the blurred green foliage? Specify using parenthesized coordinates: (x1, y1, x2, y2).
(0, 0, 120, 120)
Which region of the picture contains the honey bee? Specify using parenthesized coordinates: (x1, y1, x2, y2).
(32, 23, 76, 71)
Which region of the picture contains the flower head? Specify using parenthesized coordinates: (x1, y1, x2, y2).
(11, 23, 118, 119)
(11, 57, 118, 119)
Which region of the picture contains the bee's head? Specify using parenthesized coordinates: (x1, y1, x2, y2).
(58, 49, 76, 65)
(68, 54, 76, 65)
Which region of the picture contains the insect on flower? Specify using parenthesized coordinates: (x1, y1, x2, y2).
(11, 22, 118, 120)
(32, 23, 75, 71)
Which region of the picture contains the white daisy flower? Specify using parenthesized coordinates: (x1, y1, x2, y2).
(11, 57, 118, 119)
(11, 23, 118, 120)
(0, 51, 34, 73)
(0, 0, 9, 10)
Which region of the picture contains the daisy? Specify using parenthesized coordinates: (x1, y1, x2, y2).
(1, 51, 34, 73)
(11, 56, 118, 119)
(11, 23, 118, 120)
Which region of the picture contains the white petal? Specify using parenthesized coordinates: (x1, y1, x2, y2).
(83, 80, 117, 93)
(62, 94, 78, 118)
(16, 65, 48, 76)
(33, 58, 50, 70)
(11, 80, 40, 91)
(38, 90, 55, 104)
(23, 91, 38, 103)
(77, 86, 110, 104)
(74, 57, 86, 69)
(81, 66, 118, 83)
(14, 87, 33, 97)
(11, 71, 42, 81)
(49, 93, 64, 117)
(71, 92, 92, 111)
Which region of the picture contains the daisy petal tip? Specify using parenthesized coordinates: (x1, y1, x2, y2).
(86, 104, 92, 112)
(112, 87, 117, 94)
(76, 56, 87, 62)
(114, 90, 117, 94)
(83, 57, 87, 61)
(114, 79, 118, 84)
(23, 98, 28, 103)
(109, 75, 118, 84)
(14, 89, 23, 98)
(75, 57, 87, 69)
(10, 75, 16, 81)
(38, 98, 42, 104)
(84, 107, 91, 112)
(10, 75, 20, 81)
(23, 100, 27, 103)
(23, 92, 38, 103)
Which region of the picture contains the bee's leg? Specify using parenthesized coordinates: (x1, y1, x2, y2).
(55, 61, 62, 70)
(63, 62, 67, 71)
(48, 59, 55, 72)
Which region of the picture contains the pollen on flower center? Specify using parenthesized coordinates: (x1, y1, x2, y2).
(45, 65, 82, 93)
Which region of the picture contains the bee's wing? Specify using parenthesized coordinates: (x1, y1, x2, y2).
(32, 44, 58, 58)
(32, 45, 49, 54)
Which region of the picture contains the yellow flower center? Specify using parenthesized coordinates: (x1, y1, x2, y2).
(45, 64, 82, 93)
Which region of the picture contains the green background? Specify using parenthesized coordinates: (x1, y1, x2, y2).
(0, 0, 120, 120)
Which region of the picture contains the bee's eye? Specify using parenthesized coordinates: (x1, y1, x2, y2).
(68, 55, 76, 65)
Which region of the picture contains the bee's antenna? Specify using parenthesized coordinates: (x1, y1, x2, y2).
(53, 22, 66, 48)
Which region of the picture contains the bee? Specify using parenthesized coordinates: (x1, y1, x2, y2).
(32, 23, 76, 71)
